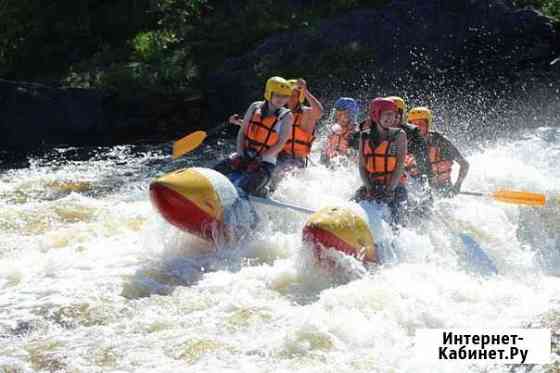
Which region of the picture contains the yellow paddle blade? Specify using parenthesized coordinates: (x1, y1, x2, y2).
(172, 130, 207, 160)
(491, 190, 546, 207)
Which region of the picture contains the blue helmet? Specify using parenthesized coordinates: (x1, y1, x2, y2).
(334, 97, 358, 122)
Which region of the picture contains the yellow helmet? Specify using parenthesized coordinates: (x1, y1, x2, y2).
(288, 79, 305, 103)
(407, 107, 433, 128)
(408, 107, 433, 136)
(385, 96, 407, 115)
(264, 77, 292, 101)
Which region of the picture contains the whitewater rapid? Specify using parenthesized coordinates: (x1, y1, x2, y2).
(1, 128, 559, 372)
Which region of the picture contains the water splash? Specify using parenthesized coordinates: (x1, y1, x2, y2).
(1, 129, 559, 372)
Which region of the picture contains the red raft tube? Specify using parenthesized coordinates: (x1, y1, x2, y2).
(303, 206, 378, 264)
(149, 167, 254, 241)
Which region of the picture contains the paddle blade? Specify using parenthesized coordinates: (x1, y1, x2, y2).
(491, 190, 545, 206)
(172, 131, 207, 160)
(460, 234, 497, 276)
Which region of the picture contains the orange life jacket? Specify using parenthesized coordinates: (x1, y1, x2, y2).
(406, 145, 453, 185)
(282, 111, 315, 158)
(361, 133, 405, 186)
(428, 146, 453, 185)
(244, 105, 283, 155)
(324, 126, 352, 159)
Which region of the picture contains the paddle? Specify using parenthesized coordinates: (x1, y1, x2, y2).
(433, 212, 497, 276)
(172, 121, 231, 160)
(248, 196, 316, 214)
(172, 130, 208, 160)
(460, 190, 545, 207)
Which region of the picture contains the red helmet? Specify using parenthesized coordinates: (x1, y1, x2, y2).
(369, 98, 398, 123)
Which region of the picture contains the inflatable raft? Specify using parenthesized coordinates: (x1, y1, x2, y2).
(303, 203, 497, 273)
(149, 167, 256, 241)
(150, 168, 495, 274)
(303, 205, 379, 263)
(150, 167, 382, 263)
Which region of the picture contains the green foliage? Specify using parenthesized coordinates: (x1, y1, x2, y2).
(253, 42, 375, 83)
(513, 0, 560, 18)
(64, 0, 388, 94)
(0, 0, 154, 80)
(150, 0, 389, 82)
(0, 0, 557, 96)
(132, 31, 175, 62)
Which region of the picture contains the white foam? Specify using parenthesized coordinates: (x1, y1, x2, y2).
(1, 130, 560, 372)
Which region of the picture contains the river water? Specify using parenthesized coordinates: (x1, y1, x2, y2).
(1, 127, 559, 372)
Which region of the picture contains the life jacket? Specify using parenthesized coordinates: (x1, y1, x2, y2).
(406, 143, 453, 185)
(282, 110, 315, 158)
(428, 146, 453, 185)
(244, 104, 285, 155)
(361, 129, 405, 186)
(324, 126, 352, 159)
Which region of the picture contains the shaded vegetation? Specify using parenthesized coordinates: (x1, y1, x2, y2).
(513, 0, 560, 18)
(0, 0, 154, 80)
(0, 0, 557, 95)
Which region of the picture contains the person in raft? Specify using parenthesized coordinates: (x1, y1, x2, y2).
(354, 97, 408, 226)
(320, 97, 360, 167)
(406, 107, 470, 197)
(386, 96, 434, 187)
(228, 78, 323, 192)
(278, 78, 324, 168)
(267, 78, 324, 191)
(228, 78, 323, 170)
(214, 76, 294, 197)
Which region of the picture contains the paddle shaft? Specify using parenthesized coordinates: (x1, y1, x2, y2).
(206, 120, 231, 137)
(248, 196, 316, 214)
(459, 191, 485, 197)
(460, 190, 545, 206)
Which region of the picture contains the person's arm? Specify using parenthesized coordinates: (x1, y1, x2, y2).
(300, 107, 320, 133)
(322, 132, 336, 161)
(236, 102, 259, 154)
(358, 135, 373, 190)
(260, 112, 294, 158)
(386, 130, 407, 193)
(455, 157, 469, 192)
(349, 120, 368, 150)
(298, 79, 323, 133)
(322, 124, 344, 159)
(438, 134, 470, 192)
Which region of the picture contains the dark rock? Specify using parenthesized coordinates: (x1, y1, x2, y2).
(0, 80, 106, 149)
(0, 79, 206, 150)
(207, 0, 560, 124)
